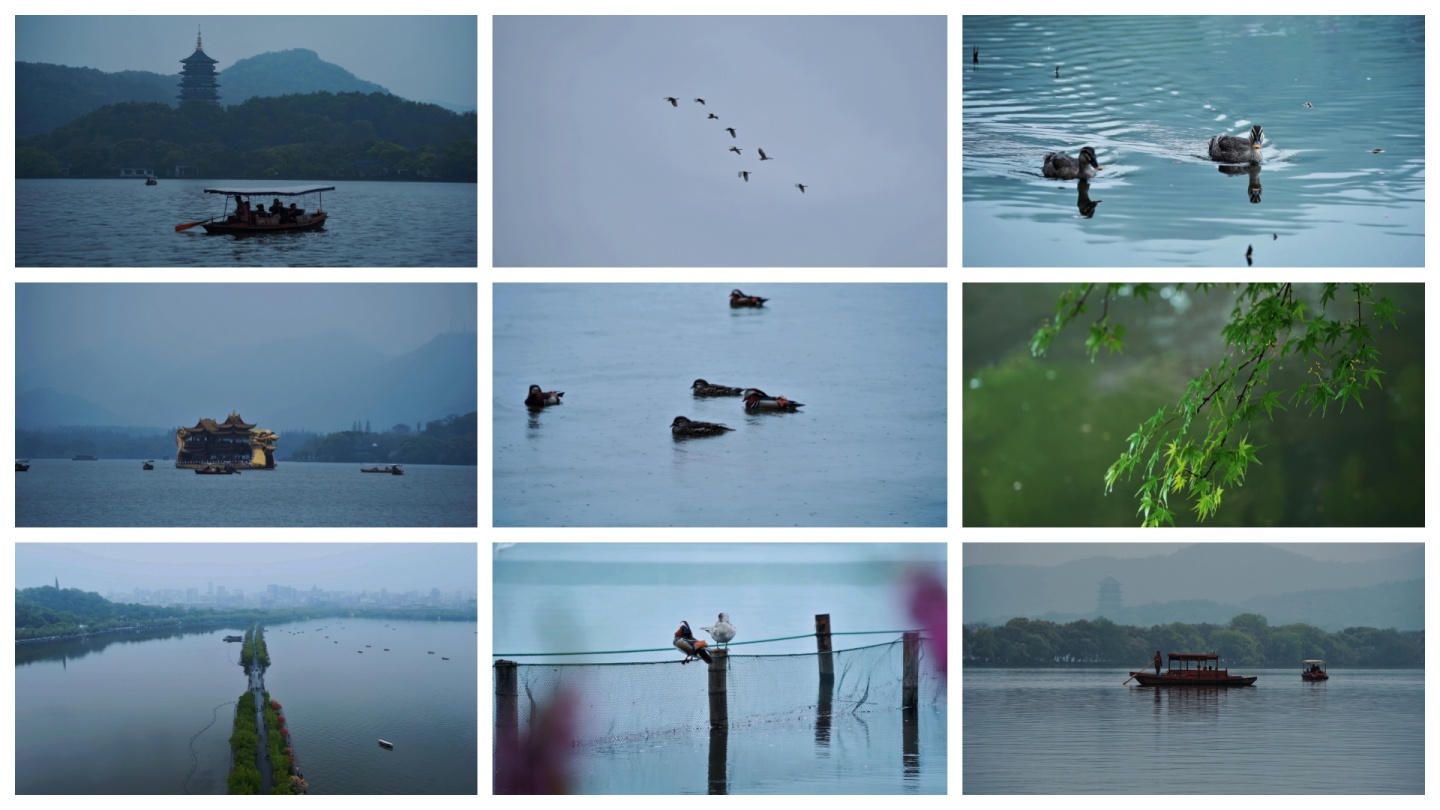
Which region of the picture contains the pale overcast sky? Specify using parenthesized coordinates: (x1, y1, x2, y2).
(16, 15, 476, 108)
(963, 543, 1420, 567)
(15, 283, 476, 370)
(494, 15, 946, 266)
(16, 543, 477, 595)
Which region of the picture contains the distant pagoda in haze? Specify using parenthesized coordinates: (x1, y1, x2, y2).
(1097, 574, 1122, 618)
(178, 26, 221, 105)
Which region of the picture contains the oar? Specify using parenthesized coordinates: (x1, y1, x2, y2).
(175, 216, 216, 232)
(1122, 663, 1153, 685)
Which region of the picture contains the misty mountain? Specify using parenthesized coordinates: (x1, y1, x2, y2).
(216, 48, 390, 104)
(964, 544, 1424, 630)
(16, 50, 425, 138)
(15, 331, 476, 434)
(16, 389, 126, 430)
(267, 332, 478, 432)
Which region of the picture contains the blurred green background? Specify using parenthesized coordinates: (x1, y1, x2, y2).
(963, 284, 1424, 527)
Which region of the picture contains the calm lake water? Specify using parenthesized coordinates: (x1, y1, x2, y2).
(15, 459, 477, 527)
(494, 555, 947, 793)
(15, 178, 477, 266)
(16, 618, 478, 794)
(492, 284, 946, 527)
(962, 16, 1425, 266)
(964, 668, 1423, 793)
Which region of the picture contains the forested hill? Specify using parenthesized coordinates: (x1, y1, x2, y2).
(963, 614, 1424, 669)
(16, 91, 477, 182)
(17, 50, 403, 138)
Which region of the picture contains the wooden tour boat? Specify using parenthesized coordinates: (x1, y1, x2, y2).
(1302, 659, 1329, 681)
(142, 460, 155, 470)
(1128, 652, 1257, 687)
(195, 464, 241, 475)
(176, 185, 335, 235)
(361, 465, 404, 475)
(16, 460, 30, 472)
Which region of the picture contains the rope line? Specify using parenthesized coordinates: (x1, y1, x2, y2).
(493, 628, 925, 658)
(495, 636, 934, 666)
(182, 700, 236, 795)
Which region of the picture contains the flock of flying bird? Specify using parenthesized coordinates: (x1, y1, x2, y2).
(663, 97, 808, 194)
(674, 613, 737, 665)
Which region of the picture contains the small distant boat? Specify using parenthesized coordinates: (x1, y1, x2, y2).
(1302, 659, 1329, 681)
(142, 460, 155, 470)
(195, 464, 240, 475)
(383, 648, 389, 651)
(361, 465, 404, 475)
(428, 651, 435, 654)
(16, 460, 30, 472)
(223, 635, 243, 642)
(442, 657, 449, 660)
(366, 645, 371, 648)
(378, 739, 394, 750)
(145, 177, 157, 186)
(72, 454, 98, 461)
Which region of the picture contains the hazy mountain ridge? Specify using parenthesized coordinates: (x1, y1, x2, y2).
(964, 545, 1424, 630)
(16, 50, 468, 138)
(16, 331, 476, 434)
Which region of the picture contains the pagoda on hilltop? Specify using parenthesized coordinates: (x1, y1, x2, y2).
(178, 26, 221, 105)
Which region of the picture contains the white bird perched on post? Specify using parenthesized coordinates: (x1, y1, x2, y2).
(702, 613, 736, 647)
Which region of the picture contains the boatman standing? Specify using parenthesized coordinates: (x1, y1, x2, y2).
(1153, 651, 1163, 676)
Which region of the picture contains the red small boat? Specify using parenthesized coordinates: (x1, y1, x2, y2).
(1129, 652, 1257, 687)
(1302, 659, 1329, 681)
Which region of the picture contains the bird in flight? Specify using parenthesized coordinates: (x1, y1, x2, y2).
(729, 147, 743, 155)
(708, 113, 719, 120)
(738, 171, 750, 182)
(694, 98, 706, 105)
(758, 148, 774, 161)
(663, 97, 678, 107)
(795, 183, 808, 193)
(725, 127, 737, 139)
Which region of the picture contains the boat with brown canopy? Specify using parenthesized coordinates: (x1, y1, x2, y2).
(1127, 652, 1257, 687)
(176, 185, 334, 235)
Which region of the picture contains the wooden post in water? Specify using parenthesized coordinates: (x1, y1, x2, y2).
(902, 632, 919, 709)
(494, 659, 519, 751)
(708, 647, 728, 728)
(816, 614, 834, 680)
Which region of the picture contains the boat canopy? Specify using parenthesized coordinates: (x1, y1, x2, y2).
(1168, 652, 1220, 660)
(204, 186, 336, 196)
(1303, 659, 1326, 664)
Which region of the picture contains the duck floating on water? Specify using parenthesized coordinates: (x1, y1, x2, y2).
(671, 416, 735, 437)
(742, 388, 804, 412)
(526, 384, 564, 408)
(1209, 125, 1264, 163)
(1042, 146, 1103, 180)
(674, 621, 713, 664)
(729, 289, 767, 308)
(701, 613, 736, 647)
(692, 378, 745, 397)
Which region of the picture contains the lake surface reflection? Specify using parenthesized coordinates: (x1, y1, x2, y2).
(16, 179, 477, 267)
(964, 668, 1423, 793)
(15, 618, 478, 795)
(963, 16, 1424, 266)
(16, 459, 476, 527)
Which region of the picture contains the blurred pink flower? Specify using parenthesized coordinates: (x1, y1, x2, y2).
(907, 569, 947, 675)
(494, 689, 577, 794)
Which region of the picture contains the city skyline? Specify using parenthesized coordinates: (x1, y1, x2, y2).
(15, 543, 477, 597)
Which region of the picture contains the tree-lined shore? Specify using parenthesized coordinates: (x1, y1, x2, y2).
(964, 614, 1423, 668)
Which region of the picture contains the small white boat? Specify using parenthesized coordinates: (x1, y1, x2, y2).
(378, 739, 394, 749)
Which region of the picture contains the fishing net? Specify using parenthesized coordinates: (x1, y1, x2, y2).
(494, 637, 945, 747)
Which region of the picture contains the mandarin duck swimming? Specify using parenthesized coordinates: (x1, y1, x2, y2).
(742, 388, 804, 412)
(701, 613, 736, 647)
(729, 289, 768, 308)
(525, 384, 564, 408)
(674, 621, 713, 664)
(671, 416, 735, 437)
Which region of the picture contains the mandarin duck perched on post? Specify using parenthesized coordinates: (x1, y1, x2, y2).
(674, 621, 713, 664)
(701, 613, 736, 648)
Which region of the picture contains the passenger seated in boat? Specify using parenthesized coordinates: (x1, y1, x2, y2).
(270, 198, 284, 216)
(289, 202, 302, 218)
